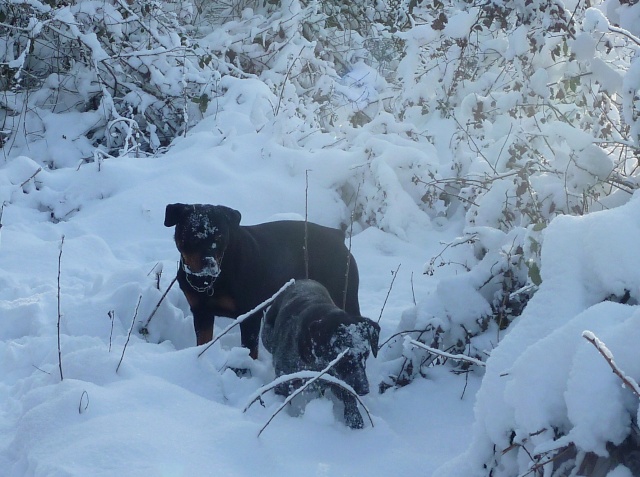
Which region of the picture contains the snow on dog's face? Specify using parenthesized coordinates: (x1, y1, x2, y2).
(164, 204, 241, 283)
(312, 314, 380, 396)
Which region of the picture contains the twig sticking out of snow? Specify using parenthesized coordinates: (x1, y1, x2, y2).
(197, 279, 295, 358)
(79, 390, 89, 414)
(582, 330, 640, 399)
(57, 235, 65, 381)
(147, 262, 163, 290)
(244, 348, 374, 437)
(407, 338, 486, 367)
(116, 295, 142, 373)
(342, 180, 361, 310)
(139, 275, 177, 334)
(19, 167, 42, 188)
(108, 310, 115, 352)
(378, 263, 401, 323)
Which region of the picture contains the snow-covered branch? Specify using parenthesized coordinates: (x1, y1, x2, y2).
(407, 338, 486, 368)
(582, 330, 640, 399)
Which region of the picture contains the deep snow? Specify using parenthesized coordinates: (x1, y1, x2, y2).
(0, 113, 480, 476)
(2, 36, 640, 476)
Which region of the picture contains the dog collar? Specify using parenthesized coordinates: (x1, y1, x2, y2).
(181, 258, 217, 296)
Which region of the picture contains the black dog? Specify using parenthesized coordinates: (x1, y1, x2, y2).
(164, 204, 361, 358)
(262, 279, 380, 429)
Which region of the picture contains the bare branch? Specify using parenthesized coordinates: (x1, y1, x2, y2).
(19, 167, 42, 188)
(378, 263, 401, 323)
(140, 275, 177, 333)
(57, 235, 65, 381)
(407, 339, 486, 367)
(583, 330, 640, 399)
(197, 279, 295, 358)
(343, 180, 361, 309)
(117, 295, 142, 373)
(244, 349, 374, 436)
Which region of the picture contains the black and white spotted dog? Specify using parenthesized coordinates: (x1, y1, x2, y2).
(262, 279, 380, 429)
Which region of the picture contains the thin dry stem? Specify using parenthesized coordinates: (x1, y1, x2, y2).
(117, 295, 142, 373)
(141, 275, 177, 330)
(378, 263, 401, 323)
(57, 235, 65, 381)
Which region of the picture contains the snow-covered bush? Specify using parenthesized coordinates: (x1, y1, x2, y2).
(378, 0, 640, 388)
(0, 0, 213, 166)
(436, 194, 640, 477)
(2, 0, 640, 391)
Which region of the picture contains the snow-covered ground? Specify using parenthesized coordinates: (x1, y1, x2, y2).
(0, 113, 480, 476)
(2, 8, 640, 471)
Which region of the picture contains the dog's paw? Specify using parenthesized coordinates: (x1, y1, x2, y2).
(344, 407, 365, 429)
(343, 397, 365, 429)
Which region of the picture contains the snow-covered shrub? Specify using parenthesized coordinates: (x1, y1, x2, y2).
(436, 194, 640, 477)
(378, 0, 640, 388)
(2, 0, 640, 394)
(0, 0, 216, 166)
(394, 0, 639, 228)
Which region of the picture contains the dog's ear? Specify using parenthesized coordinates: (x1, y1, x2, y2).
(164, 203, 187, 227)
(359, 318, 381, 358)
(216, 206, 241, 229)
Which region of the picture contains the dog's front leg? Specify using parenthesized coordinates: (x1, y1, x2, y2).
(193, 308, 215, 346)
(239, 313, 261, 359)
(334, 388, 365, 429)
(180, 284, 215, 346)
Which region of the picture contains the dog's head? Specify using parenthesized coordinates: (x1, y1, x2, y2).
(308, 313, 380, 396)
(164, 204, 241, 282)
